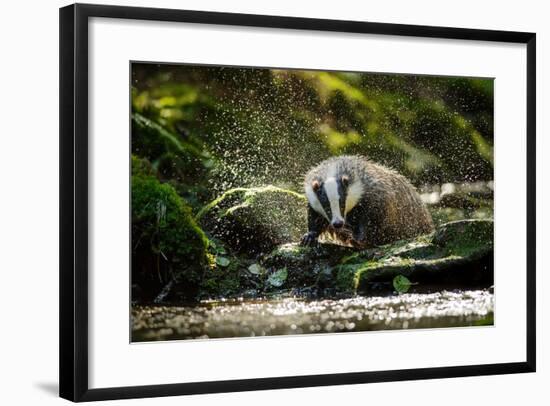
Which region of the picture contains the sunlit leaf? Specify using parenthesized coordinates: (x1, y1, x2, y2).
(216, 256, 230, 267)
(248, 263, 264, 275)
(267, 268, 288, 287)
(393, 275, 412, 293)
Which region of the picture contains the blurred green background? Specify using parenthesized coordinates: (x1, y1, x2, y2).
(131, 63, 493, 211)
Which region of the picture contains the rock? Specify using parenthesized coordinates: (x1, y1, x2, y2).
(421, 182, 494, 208)
(196, 186, 307, 255)
(433, 219, 493, 250)
(261, 243, 354, 292)
(422, 182, 494, 226)
(438, 192, 492, 211)
(198, 254, 264, 300)
(429, 205, 493, 227)
(258, 219, 493, 296)
(132, 160, 209, 302)
(194, 219, 493, 299)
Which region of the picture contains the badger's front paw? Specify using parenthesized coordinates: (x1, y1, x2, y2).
(352, 225, 367, 245)
(301, 232, 319, 246)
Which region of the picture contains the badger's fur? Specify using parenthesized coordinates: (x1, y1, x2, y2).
(302, 155, 434, 248)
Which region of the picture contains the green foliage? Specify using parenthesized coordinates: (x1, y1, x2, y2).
(132, 176, 208, 255)
(247, 263, 264, 275)
(393, 275, 412, 293)
(199, 264, 242, 298)
(131, 154, 155, 177)
(267, 268, 288, 287)
(198, 254, 263, 299)
(132, 64, 494, 191)
(131, 167, 209, 301)
(215, 256, 231, 267)
(132, 112, 212, 178)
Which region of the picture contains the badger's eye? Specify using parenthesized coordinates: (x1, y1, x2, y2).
(311, 180, 321, 192)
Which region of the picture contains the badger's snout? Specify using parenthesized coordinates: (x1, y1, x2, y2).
(331, 219, 344, 229)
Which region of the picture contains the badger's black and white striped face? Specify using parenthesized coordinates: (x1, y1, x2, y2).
(305, 174, 364, 229)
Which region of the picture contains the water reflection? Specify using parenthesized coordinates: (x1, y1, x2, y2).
(132, 289, 493, 342)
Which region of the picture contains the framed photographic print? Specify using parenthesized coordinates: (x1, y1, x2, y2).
(59, 3, 536, 402)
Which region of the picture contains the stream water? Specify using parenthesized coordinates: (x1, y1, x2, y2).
(132, 289, 493, 342)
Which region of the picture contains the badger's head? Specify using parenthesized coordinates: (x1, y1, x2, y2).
(305, 174, 364, 229)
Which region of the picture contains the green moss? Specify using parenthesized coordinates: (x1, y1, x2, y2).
(354, 257, 416, 291)
(195, 185, 306, 220)
(256, 219, 493, 296)
(334, 264, 361, 292)
(263, 243, 313, 266)
(197, 186, 308, 254)
(349, 221, 493, 292)
(433, 219, 493, 257)
(472, 314, 494, 326)
(430, 207, 467, 226)
(429, 206, 494, 227)
(198, 253, 264, 299)
(132, 172, 209, 301)
(200, 261, 242, 298)
(131, 154, 155, 177)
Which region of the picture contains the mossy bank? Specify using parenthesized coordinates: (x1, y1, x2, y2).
(131, 171, 493, 303)
(131, 155, 209, 302)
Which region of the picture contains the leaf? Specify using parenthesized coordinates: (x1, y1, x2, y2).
(216, 256, 230, 267)
(208, 239, 227, 255)
(393, 275, 412, 293)
(267, 268, 288, 287)
(247, 263, 263, 275)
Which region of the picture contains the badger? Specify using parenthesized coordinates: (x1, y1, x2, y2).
(302, 155, 434, 248)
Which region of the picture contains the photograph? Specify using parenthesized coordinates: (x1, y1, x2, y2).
(0, 0, 542, 403)
(130, 62, 495, 342)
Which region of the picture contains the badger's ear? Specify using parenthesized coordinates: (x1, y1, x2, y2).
(341, 175, 349, 187)
(311, 180, 321, 192)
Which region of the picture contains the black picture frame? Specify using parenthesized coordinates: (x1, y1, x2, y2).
(59, 3, 536, 402)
